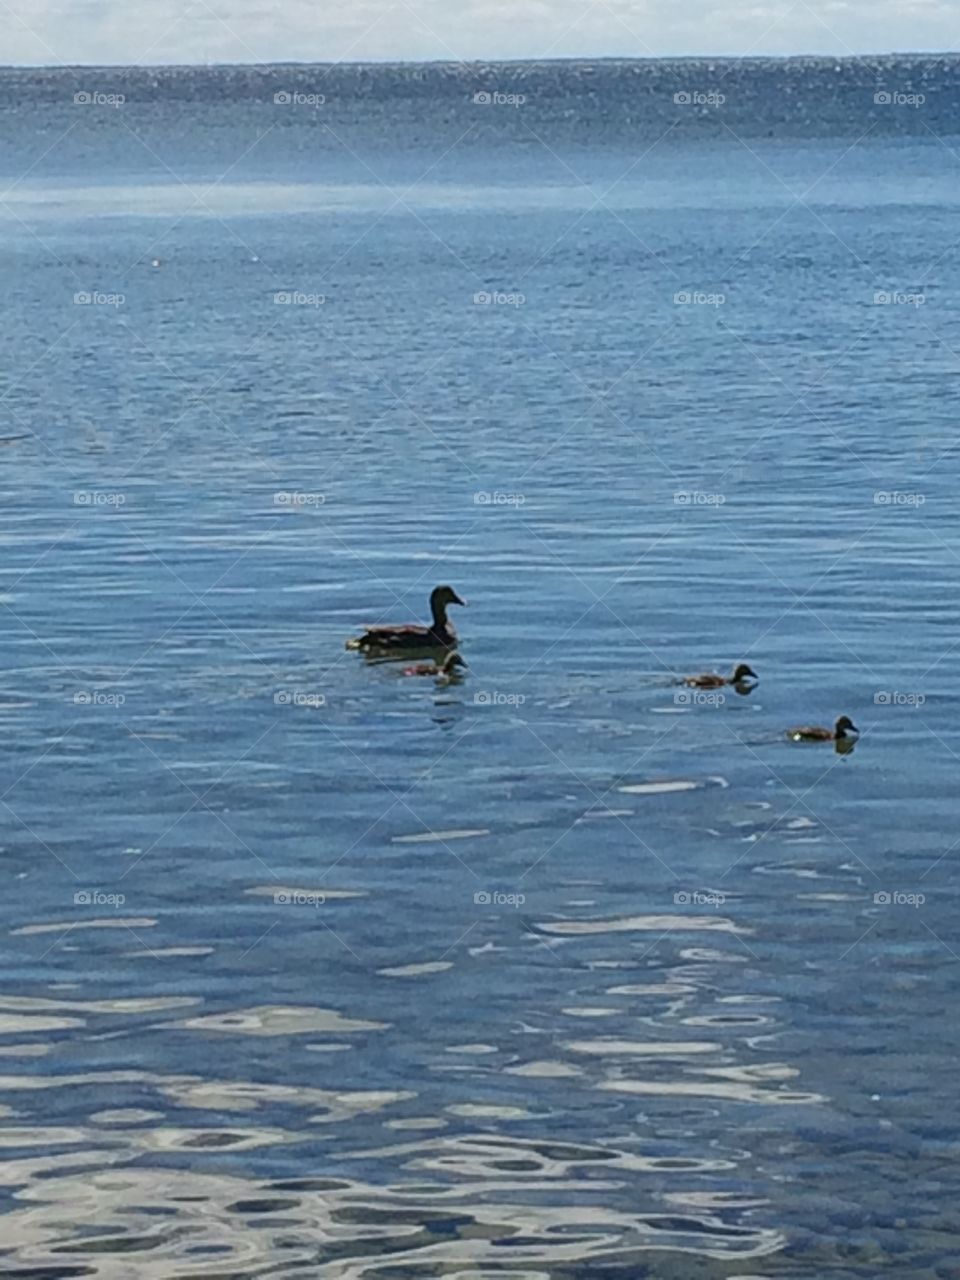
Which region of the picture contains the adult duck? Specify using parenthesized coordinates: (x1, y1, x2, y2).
(787, 715, 859, 744)
(346, 585, 466, 654)
(683, 663, 758, 689)
(402, 652, 468, 679)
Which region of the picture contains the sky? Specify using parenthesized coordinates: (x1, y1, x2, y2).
(3, 0, 957, 66)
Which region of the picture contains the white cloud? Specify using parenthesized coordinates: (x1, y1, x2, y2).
(2, 0, 957, 64)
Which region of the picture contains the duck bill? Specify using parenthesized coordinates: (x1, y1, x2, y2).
(452, 593, 467, 606)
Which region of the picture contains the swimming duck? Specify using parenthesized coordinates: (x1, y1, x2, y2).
(402, 652, 467, 679)
(346, 585, 466, 654)
(683, 663, 758, 689)
(787, 715, 859, 743)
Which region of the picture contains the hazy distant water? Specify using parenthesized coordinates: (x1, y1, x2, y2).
(1, 58, 959, 1277)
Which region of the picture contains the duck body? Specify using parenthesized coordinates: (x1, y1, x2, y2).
(684, 672, 726, 689)
(402, 652, 467, 679)
(787, 715, 859, 743)
(346, 585, 465, 656)
(683, 663, 758, 689)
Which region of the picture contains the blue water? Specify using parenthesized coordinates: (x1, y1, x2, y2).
(1, 58, 959, 1276)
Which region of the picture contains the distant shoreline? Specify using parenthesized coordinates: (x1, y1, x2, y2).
(1, 52, 958, 73)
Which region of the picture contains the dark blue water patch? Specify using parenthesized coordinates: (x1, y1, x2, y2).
(0, 57, 956, 141)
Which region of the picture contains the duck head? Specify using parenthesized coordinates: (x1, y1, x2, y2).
(835, 715, 859, 738)
(430, 585, 466, 621)
(731, 663, 758, 683)
(441, 651, 468, 674)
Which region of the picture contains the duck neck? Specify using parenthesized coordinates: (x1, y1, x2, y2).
(431, 597, 447, 630)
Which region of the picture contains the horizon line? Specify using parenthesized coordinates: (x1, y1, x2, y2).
(1, 49, 959, 72)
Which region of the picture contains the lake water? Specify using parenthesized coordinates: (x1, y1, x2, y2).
(1, 57, 959, 1278)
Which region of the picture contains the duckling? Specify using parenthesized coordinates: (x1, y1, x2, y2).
(402, 652, 468, 679)
(346, 585, 466, 655)
(787, 715, 859, 743)
(683, 662, 758, 689)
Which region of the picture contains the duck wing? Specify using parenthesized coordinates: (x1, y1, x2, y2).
(346, 622, 451, 654)
(359, 622, 432, 638)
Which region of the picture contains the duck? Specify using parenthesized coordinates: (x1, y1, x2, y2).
(787, 715, 859, 744)
(346, 585, 466, 655)
(683, 663, 758, 689)
(402, 652, 467, 679)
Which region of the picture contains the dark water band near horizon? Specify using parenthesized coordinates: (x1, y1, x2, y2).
(0, 55, 958, 1278)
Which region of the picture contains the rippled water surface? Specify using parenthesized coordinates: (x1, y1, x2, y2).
(1, 59, 960, 1278)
